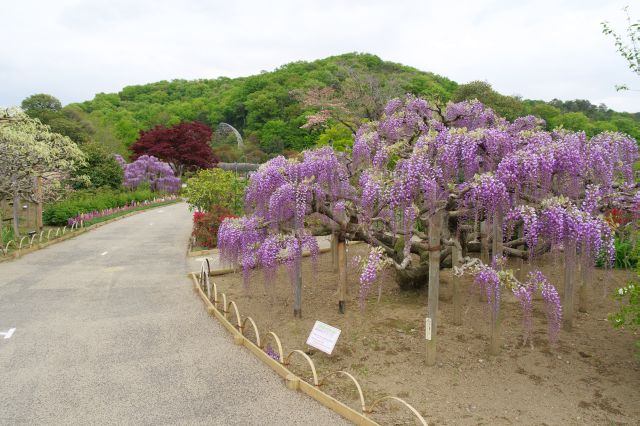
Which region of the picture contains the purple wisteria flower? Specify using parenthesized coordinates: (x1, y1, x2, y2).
(115, 154, 182, 193)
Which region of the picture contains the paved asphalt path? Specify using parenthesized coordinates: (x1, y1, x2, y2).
(0, 203, 348, 425)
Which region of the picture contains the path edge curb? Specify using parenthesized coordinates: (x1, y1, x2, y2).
(188, 272, 381, 426)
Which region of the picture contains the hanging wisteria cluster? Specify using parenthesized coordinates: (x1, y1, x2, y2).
(217, 147, 349, 287)
(346, 97, 637, 283)
(114, 154, 182, 193)
(218, 95, 639, 336)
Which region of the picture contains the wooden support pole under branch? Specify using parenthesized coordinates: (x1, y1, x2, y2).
(293, 254, 303, 318)
(563, 241, 577, 331)
(489, 214, 504, 355)
(492, 214, 503, 261)
(578, 253, 592, 313)
(426, 211, 443, 366)
(452, 240, 462, 326)
(331, 232, 339, 273)
(35, 176, 43, 231)
(338, 239, 347, 314)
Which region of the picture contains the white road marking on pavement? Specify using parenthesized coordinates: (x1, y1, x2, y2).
(1, 328, 16, 339)
(101, 251, 108, 256)
(157, 210, 164, 213)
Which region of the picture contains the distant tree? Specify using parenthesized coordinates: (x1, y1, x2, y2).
(555, 112, 593, 133)
(452, 81, 495, 103)
(315, 123, 354, 152)
(21, 94, 62, 112)
(21, 94, 91, 144)
(602, 6, 639, 91)
(72, 143, 123, 189)
(526, 102, 562, 128)
(297, 66, 403, 133)
(452, 81, 526, 120)
(258, 119, 287, 154)
(130, 122, 216, 176)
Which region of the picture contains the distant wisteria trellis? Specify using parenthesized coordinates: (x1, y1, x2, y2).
(114, 154, 182, 193)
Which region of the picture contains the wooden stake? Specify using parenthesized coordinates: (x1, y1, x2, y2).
(426, 211, 442, 366)
(36, 176, 43, 231)
(516, 226, 526, 281)
(338, 239, 347, 314)
(492, 214, 503, 260)
(479, 221, 489, 303)
(480, 221, 489, 264)
(489, 212, 504, 355)
(563, 242, 576, 331)
(293, 254, 303, 318)
(12, 192, 20, 237)
(331, 232, 339, 273)
(452, 241, 462, 326)
(578, 257, 591, 313)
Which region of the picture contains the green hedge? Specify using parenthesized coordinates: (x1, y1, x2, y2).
(43, 188, 158, 226)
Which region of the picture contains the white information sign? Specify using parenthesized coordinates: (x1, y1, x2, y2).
(425, 318, 432, 340)
(306, 321, 341, 355)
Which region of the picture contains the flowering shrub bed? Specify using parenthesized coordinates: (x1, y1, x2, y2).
(67, 196, 178, 227)
(192, 205, 235, 249)
(44, 188, 163, 226)
(598, 208, 640, 269)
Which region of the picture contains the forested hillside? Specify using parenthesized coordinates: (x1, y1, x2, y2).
(57, 53, 639, 159)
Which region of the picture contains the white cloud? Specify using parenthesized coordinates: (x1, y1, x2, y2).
(1, 0, 638, 112)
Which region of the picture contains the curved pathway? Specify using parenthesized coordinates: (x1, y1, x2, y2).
(0, 203, 348, 425)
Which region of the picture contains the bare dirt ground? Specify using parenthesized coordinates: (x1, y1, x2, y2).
(211, 245, 640, 425)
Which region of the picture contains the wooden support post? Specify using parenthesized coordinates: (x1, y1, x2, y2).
(452, 241, 462, 326)
(480, 221, 489, 265)
(516, 225, 526, 281)
(35, 176, 43, 231)
(563, 242, 576, 331)
(331, 232, 339, 273)
(479, 221, 489, 303)
(578, 257, 591, 313)
(338, 239, 347, 314)
(489, 213, 504, 355)
(293, 254, 303, 318)
(0, 204, 4, 247)
(426, 211, 442, 366)
(492, 214, 503, 261)
(12, 192, 20, 237)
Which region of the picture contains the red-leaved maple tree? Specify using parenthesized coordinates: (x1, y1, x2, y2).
(130, 122, 217, 176)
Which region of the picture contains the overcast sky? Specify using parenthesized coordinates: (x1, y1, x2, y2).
(1, 0, 639, 112)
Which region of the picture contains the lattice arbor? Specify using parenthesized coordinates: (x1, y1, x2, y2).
(216, 123, 244, 149)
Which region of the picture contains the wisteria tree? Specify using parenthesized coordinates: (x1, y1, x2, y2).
(0, 108, 86, 236)
(218, 96, 639, 362)
(115, 154, 182, 193)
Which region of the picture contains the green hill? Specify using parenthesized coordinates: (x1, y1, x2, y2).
(61, 52, 640, 159)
